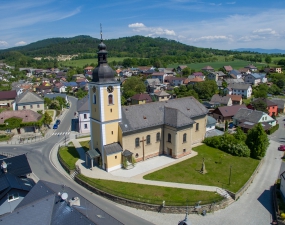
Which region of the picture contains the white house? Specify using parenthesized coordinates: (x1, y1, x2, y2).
(226, 83, 252, 98)
(244, 73, 267, 85)
(77, 96, 90, 134)
(53, 83, 66, 93)
(151, 72, 167, 84)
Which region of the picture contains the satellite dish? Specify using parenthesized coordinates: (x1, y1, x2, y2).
(61, 193, 68, 200)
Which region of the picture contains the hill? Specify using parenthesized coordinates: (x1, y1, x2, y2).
(233, 48, 285, 54)
(0, 35, 234, 59)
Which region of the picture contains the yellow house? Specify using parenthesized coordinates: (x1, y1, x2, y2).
(89, 37, 208, 172)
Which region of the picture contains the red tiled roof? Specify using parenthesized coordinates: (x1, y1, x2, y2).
(224, 65, 233, 71)
(152, 72, 165, 76)
(84, 66, 94, 70)
(0, 109, 42, 124)
(131, 93, 152, 102)
(189, 77, 204, 82)
(227, 94, 242, 101)
(0, 90, 17, 100)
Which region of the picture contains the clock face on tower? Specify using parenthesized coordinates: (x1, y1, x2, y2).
(92, 86, 96, 93)
(107, 85, 114, 93)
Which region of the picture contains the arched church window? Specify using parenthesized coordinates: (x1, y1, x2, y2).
(135, 138, 140, 147)
(146, 135, 151, 145)
(93, 94, 96, 104)
(183, 133, 187, 143)
(156, 132, 160, 142)
(168, 133, 171, 143)
(108, 94, 113, 105)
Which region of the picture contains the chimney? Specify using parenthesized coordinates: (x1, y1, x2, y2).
(69, 197, 80, 207)
(1, 161, 7, 173)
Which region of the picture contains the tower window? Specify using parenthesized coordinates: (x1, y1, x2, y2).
(146, 135, 151, 145)
(168, 133, 171, 143)
(156, 132, 160, 142)
(183, 133, 187, 143)
(196, 123, 199, 131)
(135, 138, 140, 147)
(108, 94, 113, 105)
(84, 114, 87, 119)
(93, 94, 96, 104)
(110, 108, 112, 112)
(111, 131, 113, 135)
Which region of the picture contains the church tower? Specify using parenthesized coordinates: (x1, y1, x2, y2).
(89, 29, 122, 171)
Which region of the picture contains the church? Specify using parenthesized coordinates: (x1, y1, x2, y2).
(88, 36, 208, 172)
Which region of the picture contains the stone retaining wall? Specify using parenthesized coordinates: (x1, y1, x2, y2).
(57, 150, 74, 175)
(74, 176, 231, 214)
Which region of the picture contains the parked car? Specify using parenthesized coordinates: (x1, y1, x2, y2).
(278, 145, 285, 151)
(53, 124, 58, 129)
(229, 122, 234, 129)
(56, 119, 61, 125)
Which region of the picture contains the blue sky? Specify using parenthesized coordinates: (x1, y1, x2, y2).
(1, 0, 285, 50)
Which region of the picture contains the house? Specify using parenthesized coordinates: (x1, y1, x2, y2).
(44, 93, 68, 103)
(84, 66, 94, 74)
(151, 72, 167, 83)
(130, 93, 153, 105)
(224, 78, 244, 85)
(191, 72, 205, 80)
(244, 73, 267, 85)
(251, 98, 278, 117)
(245, 64, 258, 72)
(208, 71, 226, 81)
(270, 99, 285, 114)
(0, 90, 17, 108)
(239, 68, 251, 75)
(225, 83, 252, 98)
(211, 104, 247, 122)
(77, 96, 90, 134)
(227, 94, 242, 105)
(168, 77, 187, 86)
(153, 90, 171, 102)
(72, 74, 85, 80)
(0, 180, 122, 225)
(36, 85, 52, 95)
(233, 108, 276, 133)
(0, 154, 34, 216)
(14, 91, 45, 113)
(201, 65, 214, 72)
(205, 116, 224, 138)
(210, 94, 232, 106)
(229, 70, 242, 79)
(53, 82, 66, 93)
(188, 76, 204, 85)
(223, 65, 233, 73)
(176, 65, 187, 72)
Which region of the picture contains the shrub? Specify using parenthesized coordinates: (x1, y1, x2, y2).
(268, 124, 279, 135)
(281, 213, 285, 220)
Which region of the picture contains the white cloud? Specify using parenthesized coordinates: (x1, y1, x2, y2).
(0, 41, 8, 47)
(253, 28, 277, 35)
(128, 23, 145, 28)
(226, 2, 236, 4)
(128, 23, 176, 36)
(238, 35, 266, 42)
(209, 3, 222, 6)
(189, 35, 233, 42)
(15, 41, 27, 46)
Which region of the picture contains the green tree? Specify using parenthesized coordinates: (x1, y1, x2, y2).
(49, 100, 61, 110)
(225, 121, 228, 131)
(122, 76, 146, 98)
(182, 67, 191, 77)
(193, 80, 218, 100)
(252, 99, 268, 113)
(43, 111, 52, 126)
(66, 86, 72, 95)
(265, 55, 272, 64)
(44, 97, 52, 108)
(246, 123, 269, 158)
(234, 127, 246, 142)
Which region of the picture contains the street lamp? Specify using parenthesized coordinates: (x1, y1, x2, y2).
(229, 165, 232, 185)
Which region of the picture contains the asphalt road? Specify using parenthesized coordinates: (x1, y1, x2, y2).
(0, 96, 152, 225)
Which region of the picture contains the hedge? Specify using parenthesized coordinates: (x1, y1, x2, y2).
(0, 114, 45, 130)
(268, 124, 279, 135)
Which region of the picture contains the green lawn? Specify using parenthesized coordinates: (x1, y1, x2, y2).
(60, 57, 128, 68)
(144, 145, 260, 192)
(58, 143, 80, 170)
(168, 60, 262, 70)
(77, 174, 223, 206)
(79, 140, 90, 152)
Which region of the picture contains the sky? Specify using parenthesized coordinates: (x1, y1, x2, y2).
(0, 0, 285, 51)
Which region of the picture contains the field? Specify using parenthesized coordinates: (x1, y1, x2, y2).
(168, 60, 265, 71)
(144, 144, 260, 193)
(60, 57, 128, 68)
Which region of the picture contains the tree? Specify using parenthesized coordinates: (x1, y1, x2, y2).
(193, 80, 218, 100)
(182, 67, 191, 77)
(225, 121, 228, 131)
(122, 76, 146, 98)
(276, 79, 284, 89)
(252, 99, 268, 113)
(49, 100, 61, 110)
(43, 111, 52, 126)
(246, 123, 269, 158)
(265, 55, 272, 64)
(234, 127, 246, 142)
(66, 86, 72, 94)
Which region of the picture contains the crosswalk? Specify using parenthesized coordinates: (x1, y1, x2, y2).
(52, 132, 70, 136)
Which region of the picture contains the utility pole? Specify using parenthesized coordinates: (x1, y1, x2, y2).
(229, 165, 232, 185)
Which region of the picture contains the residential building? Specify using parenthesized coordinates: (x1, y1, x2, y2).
(201, 66, 214, 72)
(168, 77, 187, 86)
(77, 96, 90, 134)
(210, 94, 232, 106)
(229, 70, 242, 79)
(188, 76, 204, 85)
(0, 90, 17, 108)
(211, 104, 247, 122)
(233, 108, 276, 132)
(225, 83, 252, 98)
(14, 91, 45, 113)
(130, 93, 153, 105)
(227, 94, 242, 105)
(151, 72, 167, 83)
(223, 65, 233, 73)
(244, 73, 267, 85)
(251, 98, 278, 117)
(205, 116, 224, 138)
(245, 64, 258, 72)
(270, 99, 285, 114)
(153, 90, 171, 102)
(177, 65, 187, 72)
(53, 82, 66, 93)
(208, 71, 226, 81)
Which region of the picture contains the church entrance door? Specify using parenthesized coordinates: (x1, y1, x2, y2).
(169, 148, 172, 157)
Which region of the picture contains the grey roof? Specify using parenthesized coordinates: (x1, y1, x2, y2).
(210, 94, 231, 105)
(122, 150, 133, 157)
(15, 91, 44, 104)
(77, 96, 89, 112)
(86, 148, 101, 158)
(228, 83, 251, 90)
(209, 71, 225, 76)
(120, 96, 208, 133)
(224, 78, 244, 84)
(205, 129, 224, 138)
(154, 90, 170, 97)
(207, 116, 216, 126)
(0, 154, 32, 177)
(104, 143, 123, 155)
(229, 70, 241, 76)
(164, 107, 195, 128)
(270, 99, 285, 109)
(233, 108, 273, 123)
(1, 180, 123, 225)
(145, 78, 161, 86)
(44, 93, 67, 100)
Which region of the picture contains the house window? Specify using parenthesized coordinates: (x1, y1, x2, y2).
(183, 149, 186, 153)
(84, 114, 87, 119)
(111, 131, 113, 135)
(156, 132, 160, 142)
(8, 193, 19, 202)
(93, 94, 96, 104)
(37, 104, 40, 108)
(196, 123, 199, 131)
(108, 94, 113, 105)
(84, 124, 88, 129)
(135, 138, 140, 147)
(115, 156, 117, 159)
(183, 133, 187, 143)
(30, 105, 33, 109)
(146, 135, 151, 145)
(23, 106, 26, 109)
(168, 133, 171, 143)
(110, 109, 112, 113)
